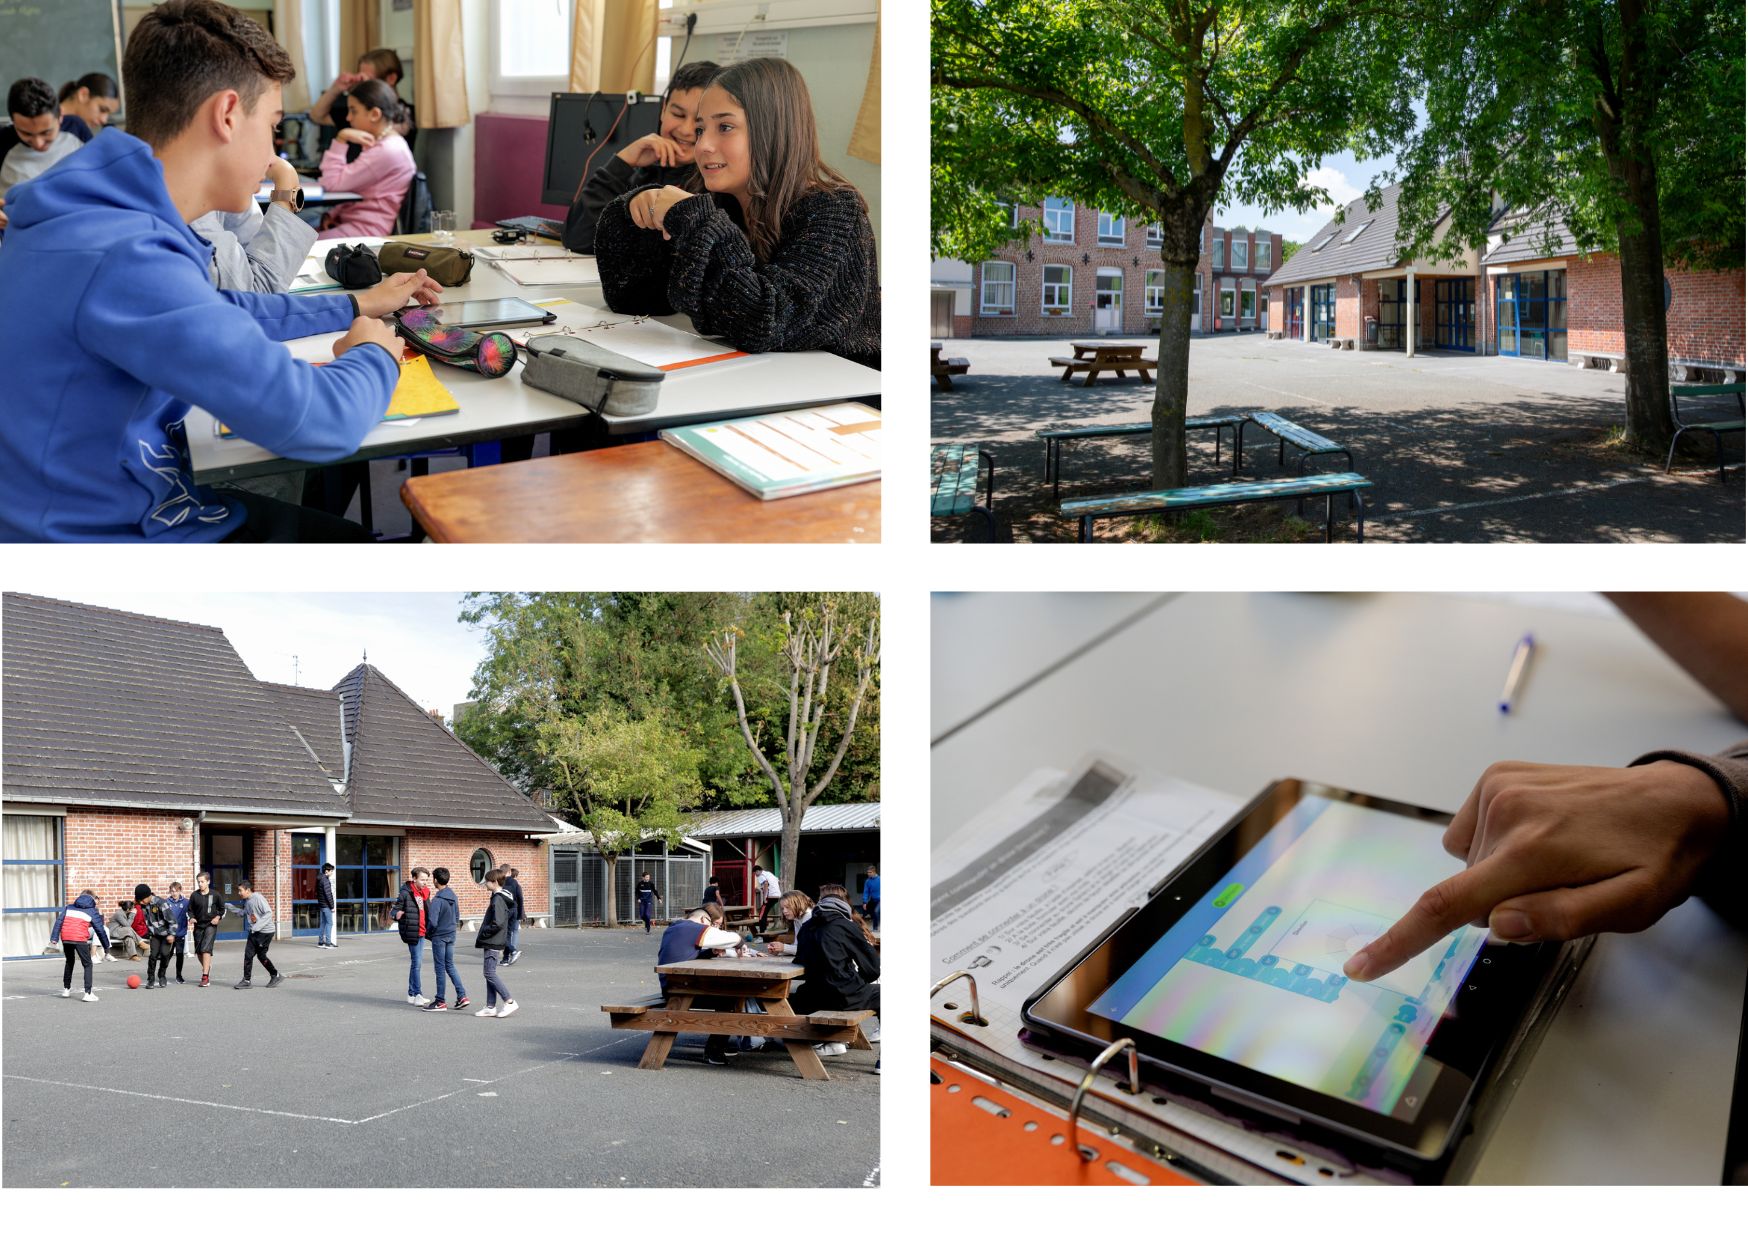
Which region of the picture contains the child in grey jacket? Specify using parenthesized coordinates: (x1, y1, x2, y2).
(233, 879, 282, 990)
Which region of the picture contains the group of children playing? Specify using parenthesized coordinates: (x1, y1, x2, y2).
(659, 879, 881, 1069)
(50, 872, 278, 998)
(0, 0, 880, 543)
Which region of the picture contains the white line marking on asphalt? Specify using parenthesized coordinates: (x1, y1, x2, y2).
(2, 1075, 355, 1124)
(863, 1163, 880, 1187)
(352, 1054, 580, 1124)
(1380, 472, 1668, 521)
(461, 1078, 490, 1083)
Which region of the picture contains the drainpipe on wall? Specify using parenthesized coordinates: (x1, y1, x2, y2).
(274, 830, 282, 939)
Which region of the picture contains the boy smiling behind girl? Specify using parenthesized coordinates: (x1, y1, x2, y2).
(0, 0, 441, 542)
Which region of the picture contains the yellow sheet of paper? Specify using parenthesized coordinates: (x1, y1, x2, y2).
(385, 354, 460, 419)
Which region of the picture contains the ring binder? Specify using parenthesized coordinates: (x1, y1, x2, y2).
(1067, 1038, 1139, 1158)
(930, 969, 987, 1026)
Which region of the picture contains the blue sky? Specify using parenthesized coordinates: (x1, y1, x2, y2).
(1216, 150, 1398, 243)
(36, 592, 486, 718)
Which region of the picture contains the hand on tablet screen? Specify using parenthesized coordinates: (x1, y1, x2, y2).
(1343, 760, 1730, 983)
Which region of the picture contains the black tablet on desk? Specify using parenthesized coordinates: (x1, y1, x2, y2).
(1022, 779, 1564, 1176)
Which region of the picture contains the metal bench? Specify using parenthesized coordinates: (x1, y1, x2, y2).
(1036, 414, 1251, 500)
(1247, 411, 1355, 474)
(1667, 382, 1745, 485)
(1062, 472, 1374, 543)
(931, 443, 996, 539)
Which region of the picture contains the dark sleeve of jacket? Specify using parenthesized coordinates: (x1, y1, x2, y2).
(646, 188, 878, 359)
(594, 184, 680, 316)
(505, 878, 525, 920)
(1633, 739, 1748, 928)
(475, 893, 502, 948)
(562, 157, 655, 254)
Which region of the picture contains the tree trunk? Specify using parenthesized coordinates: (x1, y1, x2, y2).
(602, 851, 619, 926)
(780, 792, 803, 893)
(1149, 258, 1197, 490)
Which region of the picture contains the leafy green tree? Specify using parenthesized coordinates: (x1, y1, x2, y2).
(1389, 0, 1744, 450)
(933, 0, 1414, 489)
(538, 707, 703, 925)
(703, 596, 880, 893)
(1280, 239, 1303, 262)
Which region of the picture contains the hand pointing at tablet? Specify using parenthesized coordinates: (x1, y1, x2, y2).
(1342, 759, 1731, 983)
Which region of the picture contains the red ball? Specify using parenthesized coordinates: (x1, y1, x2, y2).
(127, 975, 141, 989)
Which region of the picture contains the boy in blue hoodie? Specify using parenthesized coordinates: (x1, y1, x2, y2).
(422, 867, 470, 1011)
(0, 0, 441, 542)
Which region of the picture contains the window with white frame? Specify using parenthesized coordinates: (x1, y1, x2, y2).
(1220, 286, 1235, 316)
(1144, 270, 1165, 315)
(3, 813, 63, 958)
(1193, 273, 1202, 317)
(1146, 222, 1163, 249)
(1255, 238, 1271, 269)
(1043, 197, 1075, 243)
(1097, 212, 1124, 245)
(1341, 220, 1372, 245)
(1041, 264, 1072, 314)
(1006, 202, 1021, 228)
(492, 0, 693, 106)
(1212, 235, 1224, 268)
(980, 261, 1016, 314)
(1261, 291, 1270, 320)
(1241, 288, 1256, 319)
(1232, 238, 1249, 269)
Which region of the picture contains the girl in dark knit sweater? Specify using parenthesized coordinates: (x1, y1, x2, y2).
(593, 57, 881, 371)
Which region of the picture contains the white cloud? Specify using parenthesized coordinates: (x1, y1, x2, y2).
(1220, 162, 1373, 243)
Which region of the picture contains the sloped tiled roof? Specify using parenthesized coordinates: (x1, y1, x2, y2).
(1265, 184, 1407, 286)
(685, 802, 881, 839)
(1483, 207, 1580, 264)
(2, 595, 350, 816)
(336, 663, 554, 832)
(264, 682, 345, 780)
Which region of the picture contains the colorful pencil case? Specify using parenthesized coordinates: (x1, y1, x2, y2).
(394, 307, 518, 378)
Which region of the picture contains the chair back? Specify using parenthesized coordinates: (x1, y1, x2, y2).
(397, 170, 433, 235)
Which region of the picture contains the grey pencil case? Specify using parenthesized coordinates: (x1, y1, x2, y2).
(521, 334, 665, 417)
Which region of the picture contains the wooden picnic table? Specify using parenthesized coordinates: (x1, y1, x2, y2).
(610, 956, 872, 1080)
(932, 340, 971, 391)
(401, 440, 879, 543)
(1051, 341, 1157, 386)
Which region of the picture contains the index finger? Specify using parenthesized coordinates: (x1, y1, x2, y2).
(1343, 854, 1521, 983)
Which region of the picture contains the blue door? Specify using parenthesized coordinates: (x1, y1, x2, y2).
(1310, 284, 1336, 342)
(1495, 271, 1567, 360)
(201, 829, 252, 941)
(1435, 279, 1475, 352)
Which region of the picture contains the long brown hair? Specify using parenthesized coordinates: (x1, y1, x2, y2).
(709, 57, 862, 262)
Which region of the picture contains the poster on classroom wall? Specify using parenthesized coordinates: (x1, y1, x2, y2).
(711, 31, 789, 63)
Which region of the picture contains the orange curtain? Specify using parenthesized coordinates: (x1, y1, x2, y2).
(414, 0, 472, 129)
(571, 0, 658, 94)
(847, 5, 880, 164)
(338, 0, 382, 78)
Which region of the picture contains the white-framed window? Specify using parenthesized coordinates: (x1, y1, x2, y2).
(1212, 235, 1224, 268)
(1006, 202, 1021, 228)
(1341, 220, 1372, 245)
(1232, 238, 1248, 269)
(1255, 238, 1271, 269)
(1261, 291, 1270, 320)
(1220, 287, 1235, 316)
(1241, 288, 1256, 319)
(1043, 197, 1075, 243)
(980, 261, 1016, 314)
(1097, 212, 1124, 245)
(3, 812, 64, 959)
(1144, 270, 1165, 316)
(491, 0, 691, 109)
(1193, 273, 1202, 317)
(1312, 231, 1335, 252)
(470, 848, 495, 886)
(1146, 222, 1163, 249)
(1041, 264, 1072, 314)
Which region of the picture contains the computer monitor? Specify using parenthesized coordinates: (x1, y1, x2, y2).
(542, 91, 663, 207)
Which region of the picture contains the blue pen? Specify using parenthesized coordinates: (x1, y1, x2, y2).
(1498, 633, 1536, 714)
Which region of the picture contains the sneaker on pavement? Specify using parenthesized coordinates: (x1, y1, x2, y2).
(495, 1000, 519, 1019)
(199, 977, 210, 988)
(425, 1000, 449, 1011)
(407, 994, 428, 1006)
(704, 1051, 729, 1066)
(454, 996, 471, 1009)
(265, 975, 284, 988)
(61, 987, 71, 998)
(474, 1004, 498, 1017)
(234, 979, 252, 989)
(81, 991, 99, 1002)
(817, 1042, 849, 1057)
(874, 1059, 881, 1074)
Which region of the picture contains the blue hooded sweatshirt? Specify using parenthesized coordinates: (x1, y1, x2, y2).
(0, 128, 399, 541)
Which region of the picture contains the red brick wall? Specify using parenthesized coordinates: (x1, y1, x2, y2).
(1335, 275, 1363, 339)
(63, 807, 197, 917)
(1566, 254, 1745, 365)
(1358, 278, 1381, 346)
(400, 829, 548, 920)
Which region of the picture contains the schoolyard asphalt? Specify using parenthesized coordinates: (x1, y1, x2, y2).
(1, 926, 879, 1188)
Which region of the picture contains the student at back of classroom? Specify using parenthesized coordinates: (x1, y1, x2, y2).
(0, 0, 443, 543)
(594, 56, 881, 373)
(316, 77, 416, 238)
(0, 78, 85, 220)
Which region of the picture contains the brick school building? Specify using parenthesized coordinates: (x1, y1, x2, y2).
(2, 594, 555, 957)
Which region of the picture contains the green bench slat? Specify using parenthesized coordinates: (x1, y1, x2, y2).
(1036, 414, 1249, 442)
(1671, 383, 1745, 397)
(1062, 472, 1372, 518)
(931, 444, 983, 517)
(1249, 411, 1344, 455)
(1680, 419, 1747, 431)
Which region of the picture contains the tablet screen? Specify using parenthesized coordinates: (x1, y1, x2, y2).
(1087, 795, 1487, 1120)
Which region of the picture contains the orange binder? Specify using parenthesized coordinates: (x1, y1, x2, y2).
(932, 1056, 1200, 1186)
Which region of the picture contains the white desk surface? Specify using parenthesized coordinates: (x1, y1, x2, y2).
(188, 237, 880, 484)
(932, 592, 1748, 1184)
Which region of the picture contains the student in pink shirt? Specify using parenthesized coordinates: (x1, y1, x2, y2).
(317, 78, 415, 238)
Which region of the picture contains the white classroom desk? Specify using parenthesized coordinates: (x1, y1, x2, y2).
(188, 233, 880, 485)
(931, 592, 1748, 1184)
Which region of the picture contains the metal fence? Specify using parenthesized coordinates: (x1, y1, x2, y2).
(549, 846, 706, 926)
